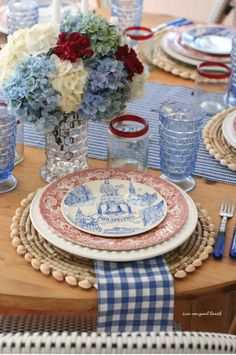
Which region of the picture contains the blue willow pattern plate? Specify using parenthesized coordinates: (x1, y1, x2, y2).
(61, 179, 168, 238)
(182, 25, 236, 55)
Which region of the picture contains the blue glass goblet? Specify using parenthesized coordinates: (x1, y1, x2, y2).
(0, 103, 17, 193)
(6, 0, 39, 35)
(159, 101, 205, 192)
(111, 0, 143, 34)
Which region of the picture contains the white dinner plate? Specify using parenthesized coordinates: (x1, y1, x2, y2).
(61, 179, 168, 238)
(30, 184, 198, 262)
(182, 25, 236, 55)
(222, 111, 236, 149)
(164, 31, 230, 64)
(161, 33, 202, 67)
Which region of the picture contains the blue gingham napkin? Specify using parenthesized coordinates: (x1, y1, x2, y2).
(94, 256, 174, 333)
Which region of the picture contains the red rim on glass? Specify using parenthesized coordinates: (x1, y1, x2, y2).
(196, 61, 231, 79)
(109, 115, 149, 138)
(124, 26, 153, 40)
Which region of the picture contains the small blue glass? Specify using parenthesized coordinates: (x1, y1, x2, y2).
(227, 35, 236, 107)
(111, 0, 143, 34)
(6, 0, 39, 35)
(159, 101, 205, 192)
(0, 102, 17, 193)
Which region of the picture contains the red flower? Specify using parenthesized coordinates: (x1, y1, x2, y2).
(115, 45, 143, 80)
(54, 32, 94, 62)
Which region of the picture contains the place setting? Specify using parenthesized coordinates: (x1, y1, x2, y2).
(9, 102, 217, 332)
(10, 98, 216, 289)
(148, 22, 236, 80)
(11, 167, 215, 284)
(196, 37, 236, 172)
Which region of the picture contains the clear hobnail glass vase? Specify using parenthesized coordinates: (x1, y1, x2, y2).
(40, 112, 88, 183)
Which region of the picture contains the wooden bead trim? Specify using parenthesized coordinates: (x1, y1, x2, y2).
(203, 107, 236, 172)
(10, 192, 216, 287)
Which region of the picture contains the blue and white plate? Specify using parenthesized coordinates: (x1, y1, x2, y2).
(182, 25, 236, 55)
(61, 179, 168, 238)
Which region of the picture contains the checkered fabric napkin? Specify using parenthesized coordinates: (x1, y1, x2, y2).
(94, 256, 174, 333)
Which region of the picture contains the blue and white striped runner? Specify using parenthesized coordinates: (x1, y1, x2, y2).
(24, 82, 236, 185)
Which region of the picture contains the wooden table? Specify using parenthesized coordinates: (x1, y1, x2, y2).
(0, 11, 236, 334)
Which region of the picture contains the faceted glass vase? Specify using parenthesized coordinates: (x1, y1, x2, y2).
(40, 113, 88, 183)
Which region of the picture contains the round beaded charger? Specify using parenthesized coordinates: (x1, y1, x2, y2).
(146, 33, 196, 80)
(203, 107, 236, 171)
(10, 192, 216, 289)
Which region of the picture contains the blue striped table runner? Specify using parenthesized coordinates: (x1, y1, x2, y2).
(24, 82, 236, 185)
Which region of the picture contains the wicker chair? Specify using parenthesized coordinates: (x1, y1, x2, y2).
(206, 0, 235, 24)
(0, 315, 235, 354)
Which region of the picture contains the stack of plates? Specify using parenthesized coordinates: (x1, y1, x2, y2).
(161, 24, 236, 67)
(222, 111, 236, 149)
(30, 168, 198, 262)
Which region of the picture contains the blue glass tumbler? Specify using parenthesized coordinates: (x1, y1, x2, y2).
(111, 0, 143, 34)
(0, 102, 17, 193)
(6, 0, 39, 34)
(227, 35, 236, 107)
(159, 102, 205, 192)
(0, 91, 24, 166)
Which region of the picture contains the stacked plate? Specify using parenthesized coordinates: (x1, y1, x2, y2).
(161, 24, 236, 67)
(222, 110, 236, 149)
(29, 168, 198, 262)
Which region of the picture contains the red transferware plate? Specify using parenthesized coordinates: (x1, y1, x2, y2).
(39, 168, 189, 251)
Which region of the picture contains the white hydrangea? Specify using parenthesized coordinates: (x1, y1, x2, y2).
(25, 22, 60, 55)
(129, 64, 150, 102)
(0, 23, 59, 86)
(0, 29, 28, 86)
(51, 54, 89, 113)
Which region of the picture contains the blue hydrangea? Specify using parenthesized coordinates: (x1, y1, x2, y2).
(79, 57, 131, 121)
(3, 54, 63, 132)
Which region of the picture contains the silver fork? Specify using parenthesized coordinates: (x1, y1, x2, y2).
(213, 199, 235, 260)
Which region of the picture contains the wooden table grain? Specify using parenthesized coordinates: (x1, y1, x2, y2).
(0, 11, 235, 333)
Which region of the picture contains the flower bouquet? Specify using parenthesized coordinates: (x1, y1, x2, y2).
(0, 13, 148, 182)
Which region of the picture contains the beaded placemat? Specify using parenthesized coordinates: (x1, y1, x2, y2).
(147, 34, 196, 80)
(203, 107, 236, 172)
(10, 192, 216, 289)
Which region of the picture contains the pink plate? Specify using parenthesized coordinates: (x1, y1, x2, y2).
(39, 169, 189, 251)
(233, 116, 236, 132)
(165, 30, 230, 63)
